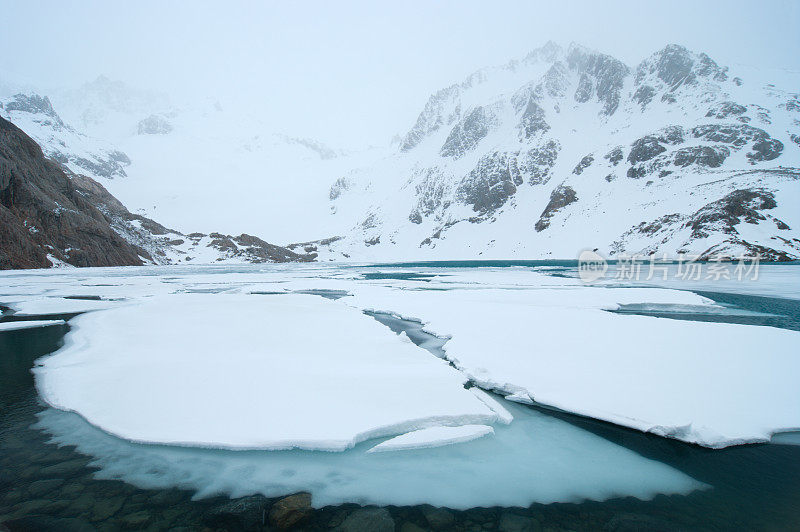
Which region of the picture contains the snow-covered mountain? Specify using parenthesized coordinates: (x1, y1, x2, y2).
(325, 43, 800, 260)
(0, 92, 315, 266)
(3, 43, 799, 265)
(1, 75, 365, 243)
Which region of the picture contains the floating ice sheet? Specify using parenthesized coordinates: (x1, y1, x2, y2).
(8, 296, 122, 316)
(0, 320, 65, 332)
(348, 286, 800, 448)
(34, 293, 497, 450)
(367, 425, 494, 453)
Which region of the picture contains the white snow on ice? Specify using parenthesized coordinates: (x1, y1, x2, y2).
(367, 424, 495, 453)
(2, 262, 797, 453)
(0, 320, 65, 332)
(345, 284, 800, 448)
(34, 293, 498, 450)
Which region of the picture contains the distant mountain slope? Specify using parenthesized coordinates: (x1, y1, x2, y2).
(0, 115, 145, 269)
(0, 111, 314, 269)
(2, 79, 359, 243)
(326, 43, 800, 260)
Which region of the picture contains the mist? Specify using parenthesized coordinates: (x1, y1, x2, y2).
(2, 0, 798, 149)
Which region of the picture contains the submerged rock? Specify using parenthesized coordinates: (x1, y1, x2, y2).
(422, 506, 456, 529)
(335, 507, 395, 532)
(498, 511, 542, 532)
(269, 492, 312, 529)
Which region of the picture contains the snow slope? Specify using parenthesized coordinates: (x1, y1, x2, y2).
(327, 43, 800, 261)
(44, 76, 373, 243)
(0, 91, 318, 266)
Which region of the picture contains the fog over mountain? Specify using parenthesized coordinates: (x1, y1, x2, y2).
(1, 0, 798, 265)
(1, 0, 797, 149)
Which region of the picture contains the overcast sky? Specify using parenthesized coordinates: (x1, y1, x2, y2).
(1, 0, 798, 147)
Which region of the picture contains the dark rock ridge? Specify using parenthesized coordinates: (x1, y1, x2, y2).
(286, 236, 343, 256)
(567, 45, 629, 115)
(625, 124, 783, 178)
(535, 185, 577, 232)
(0, 116, 145, 269)
(68, 173, 315, 265)
(440, 105, 499, 158)
(612, 177, 800, 261)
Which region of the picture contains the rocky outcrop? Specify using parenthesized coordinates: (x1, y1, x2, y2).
(567, 45, 629, 115)
(457, 151, 523, 215)
(535, 185, 577, 232)
(440, 105, 499, 158)
(0, 116, 145, 269)
(137, 114, 173, 135)
(68, 172, 315, 265)
(1, 93, 131, 180)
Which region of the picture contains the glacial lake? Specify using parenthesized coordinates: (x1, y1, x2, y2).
(1, 262, 799, 530)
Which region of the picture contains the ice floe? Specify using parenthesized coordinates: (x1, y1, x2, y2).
(3, 262, 798, 452)
(8, 296, 122, 316)
(0, 320, 65, 332)
(367, 424, 494, 453)
(347, 286, 800, 448)
(34, 293, 498, 450)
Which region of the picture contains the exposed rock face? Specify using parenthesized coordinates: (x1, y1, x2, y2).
(535, 185, 577, 232)
(1, 93, 131, 180)
(137, 114, 172, 135)
(634, 44, 727, 91)
(328, 42, 799, 260)
(572, 154, 594, 175)
(269, 493, 312, 529)
(69, 172, 315, 265)
(567, 45, 629, 115)
(706, 101, 748, 119)
(457, 151, 523, 215)
(3, 94, 64, 129)
(688, 188, 780, 239)
(518, 99, 549, 138)
(0, 116, 145, 269)
(612, 176, 800, 261)
(335, 508, 394, 532)
(440, 105, 499, 158)
(401, 86, 461, 152)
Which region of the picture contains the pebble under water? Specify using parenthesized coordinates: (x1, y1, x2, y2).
(1, 290, 800, 531)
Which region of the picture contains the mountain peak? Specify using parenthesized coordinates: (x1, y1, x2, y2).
(637, 44, 728, 87)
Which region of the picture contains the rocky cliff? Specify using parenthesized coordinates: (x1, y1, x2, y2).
(0, 116, 146, 269)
